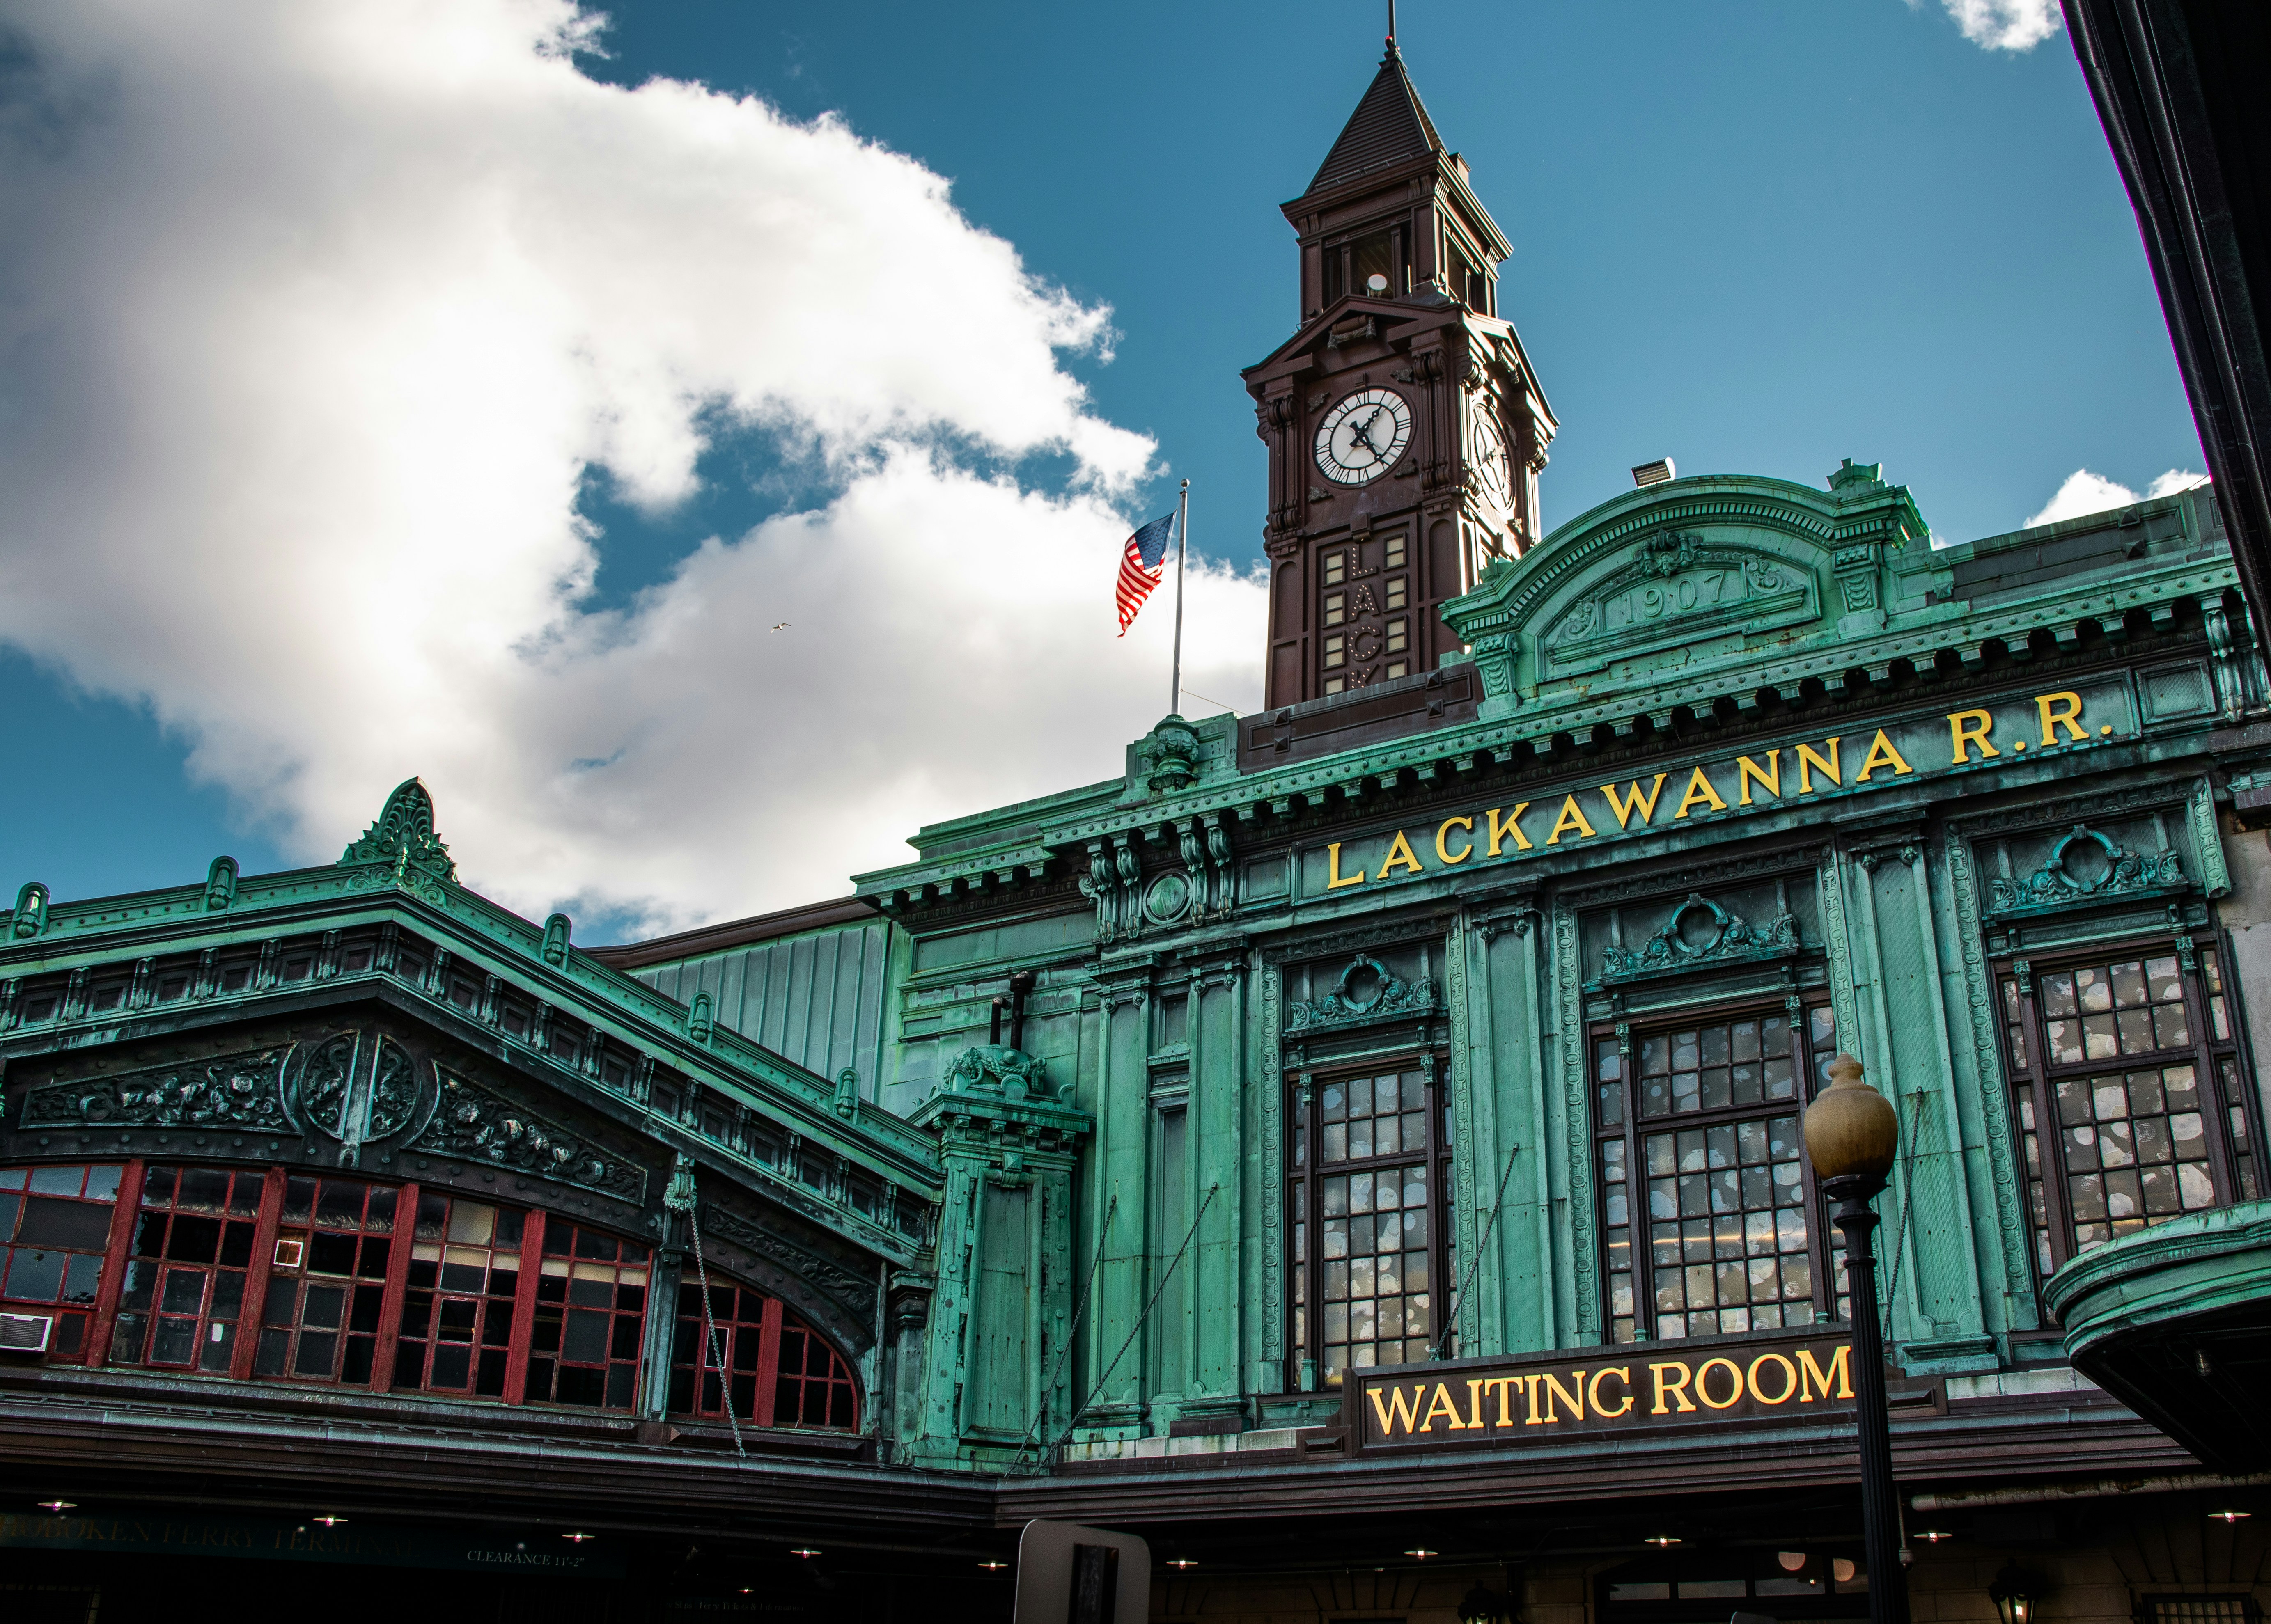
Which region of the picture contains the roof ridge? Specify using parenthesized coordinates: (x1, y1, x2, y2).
(1304, 51, 1445, 198)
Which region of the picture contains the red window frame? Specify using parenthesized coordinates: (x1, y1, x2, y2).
(255, 1173, 400, 1385)
(0, 1162, 127, 1363)
(669, 1280, 860, 1431)
(5, 1156, 862, 1428)
(113, 1165, 266, 1374)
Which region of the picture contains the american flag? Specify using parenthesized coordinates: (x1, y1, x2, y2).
(1115, 511, 1177, 636)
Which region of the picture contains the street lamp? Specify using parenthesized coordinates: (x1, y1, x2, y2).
(1801, 1054, 1907, 1624)
(1458, 1584, 1509, 1624)
(1987, 1563, 2047, 1624)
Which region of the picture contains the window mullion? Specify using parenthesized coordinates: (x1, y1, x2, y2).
(366, 1179, 419, 1393)
(1621, 1040, 1645, 1345)
(503, 1206, 546, 1405)
(2178, 938, 2243, 1204)
(1304, 1081, 1320, 1381)
(85, 1159, 146, 1369)
(1426, 1068, 1447, 1361)
(2012, 978, 2078, 1278)
(231, 1167, 287, 1382)
(753, 1293, 785, 1428)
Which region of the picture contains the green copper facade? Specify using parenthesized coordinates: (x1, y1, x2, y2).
(8, 473, 2266, 1484)
(828, 471, 2271, 1464)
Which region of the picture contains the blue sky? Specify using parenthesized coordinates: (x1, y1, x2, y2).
(0, 0, 2204, 929)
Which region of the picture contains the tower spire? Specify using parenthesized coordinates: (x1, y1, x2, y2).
(1386, 0, 1399, 60)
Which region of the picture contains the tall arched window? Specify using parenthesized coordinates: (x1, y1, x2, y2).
(668, 1279, 859, 1431)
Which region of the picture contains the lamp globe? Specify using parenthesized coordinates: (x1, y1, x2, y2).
(1803, 1054, 1899, 1185)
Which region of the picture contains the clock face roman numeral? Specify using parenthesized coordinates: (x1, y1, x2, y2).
(1314, 388, 1413, 486)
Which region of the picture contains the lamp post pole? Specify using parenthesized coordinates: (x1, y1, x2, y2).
(1822, 1171, 1909, 1624)
(1802, 1055, 1910, 1624)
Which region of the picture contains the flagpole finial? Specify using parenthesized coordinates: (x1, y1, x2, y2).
(1385, 0, 1399, 59)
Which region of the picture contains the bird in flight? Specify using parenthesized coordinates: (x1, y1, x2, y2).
(771, 623, 789, 632)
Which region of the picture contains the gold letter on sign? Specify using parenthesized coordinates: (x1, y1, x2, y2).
(1649, 1361, 1696, 1414)
(1748, 1351, 1799, 1405)
(1695, 1356, 1744, 1409)
(1546, 796, 1598, 845)
(1796, 738, 1842, 794)
(1326, 842, 1365, 889)
(1797, 1344, 1854, 1402)
(1367, 1383, 1423, 1435)
(1375, 829, 1424, 880)
(1538, 1370, 1587, 1423)
(1420, 1382, 1470, 1431)
(1437, 816, 1475, 865)
(1948, 708, 1999, 763)
(1598, 774, 1669, 829)
(2037, 690, 2087, 745)
(1486, 804, 1532, 855)
(1672, 767, 1727, 819)
(1737, 750, 1781, 804)
(1589, 1365, 1634, 1418)
(1852, 729, 1913, 783)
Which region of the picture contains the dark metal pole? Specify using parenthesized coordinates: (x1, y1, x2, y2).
(1169, 480, 1190, 718)
(1825, 1172, 1909, 1624)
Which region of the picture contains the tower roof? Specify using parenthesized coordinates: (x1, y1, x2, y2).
(1303, 50, 1446, 197)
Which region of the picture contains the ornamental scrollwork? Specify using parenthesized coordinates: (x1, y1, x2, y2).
(365, 1038, 424, 1139)
(1986, 825, 2186, 918)
(412, 1072, 644, 1204)
(339, 776, 457, 881)
(1594, 893, 1800, 986)
(941, 1044, 1068, 1105)
(1285, 955, 1439, 1034)
(21, 1047, 290, 1132)
(294, 1033, 360, 1138)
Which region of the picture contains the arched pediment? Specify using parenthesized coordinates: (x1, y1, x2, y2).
(1534, 527, 1821, 680)
(1441, 465, 1930, 712)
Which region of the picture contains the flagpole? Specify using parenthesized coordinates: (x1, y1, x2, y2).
(1170, 479, 1190, 716)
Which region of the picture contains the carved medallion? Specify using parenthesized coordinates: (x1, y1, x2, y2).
(294, 1033, 360, 1139)
(1987, 826, 2187, 918)
(1286, 955, 1439, 1034)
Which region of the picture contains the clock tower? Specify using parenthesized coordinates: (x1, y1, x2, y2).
(1243, 37, 1557, 710)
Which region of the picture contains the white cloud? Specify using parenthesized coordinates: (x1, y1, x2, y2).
(0, 0, 1266, 934)
(2026, 467, 2208, 528)
(1934, 0, 2064, 50)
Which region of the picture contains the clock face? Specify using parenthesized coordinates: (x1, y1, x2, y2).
(1470, 404, 1511, 508)
(1314, 387, 1413, 486)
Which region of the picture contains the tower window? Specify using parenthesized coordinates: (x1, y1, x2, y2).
(1325, 226, 1403, 305)
(1323, 634, 1345, 670)
(1386, 618, 1408, 654)
(1323, 592, 1346, 628)
(1386, 662, 1408, 680)
(1386, 577, 1407, 610)
(1323, 551, 1346, 587)
(1324, 677, 1345, 695)
(1384, 533, 1406, 569)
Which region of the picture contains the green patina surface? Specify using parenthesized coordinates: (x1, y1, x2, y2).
(2042, 1196, 2271, 1354)
(7, 471, 2269, 1469)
